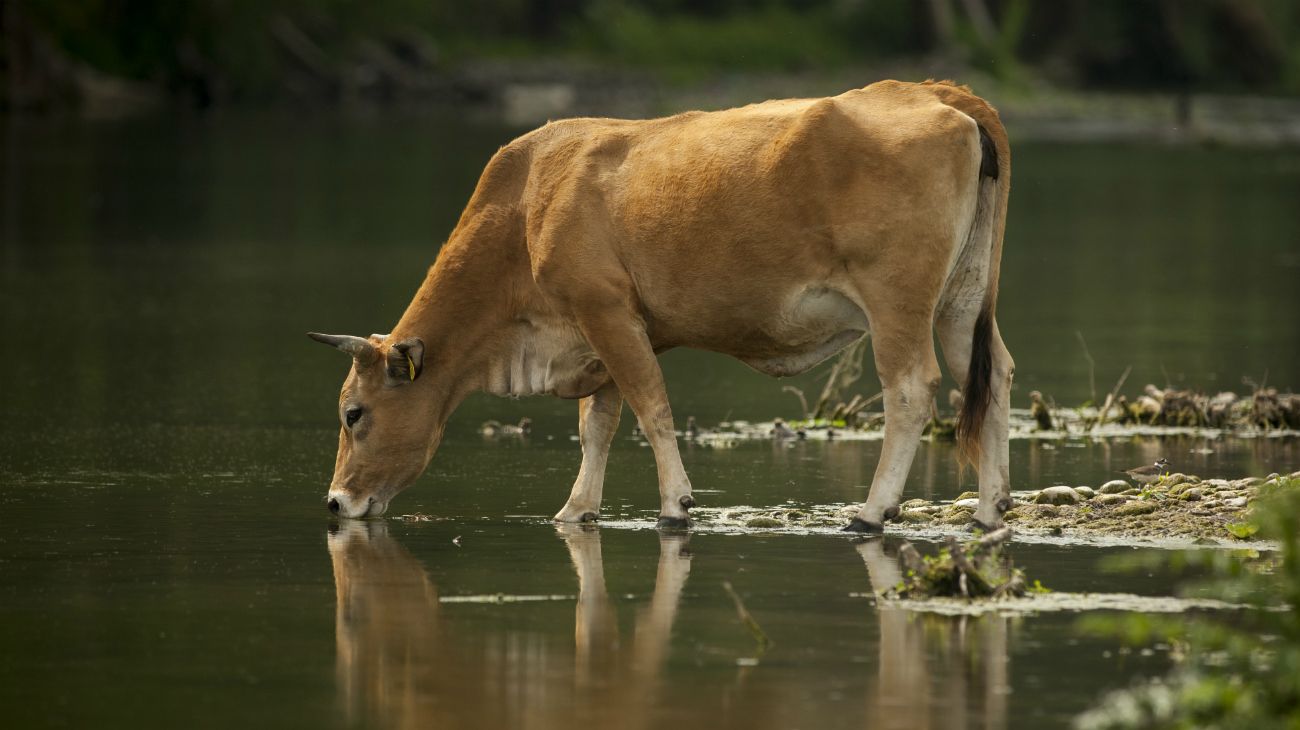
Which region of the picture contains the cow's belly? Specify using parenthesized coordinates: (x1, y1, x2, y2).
(723, 286, 870, 377)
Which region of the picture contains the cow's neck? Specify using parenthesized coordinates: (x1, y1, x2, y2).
(389, 203, 580, 397)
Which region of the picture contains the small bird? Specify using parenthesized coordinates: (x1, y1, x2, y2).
(770, 418, 805, 440)
(685, 416, 700, 440)
(1120, 458, 1170, 485)
(480, 417, 532, 437)
(1029, 391, 1054, 431)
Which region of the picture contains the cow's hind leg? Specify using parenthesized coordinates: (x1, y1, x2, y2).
(937, 308, 1014, 529)
(844, 315, 942, 532)
(556, 380, 623, 523)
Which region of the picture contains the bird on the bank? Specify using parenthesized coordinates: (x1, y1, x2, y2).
(684, 416, 700, 440)
(1029, 390, 1054, 431)
(1120, 457, 1170, 485)
(770, 418, 805, 440)
(480, 417, 532, 437)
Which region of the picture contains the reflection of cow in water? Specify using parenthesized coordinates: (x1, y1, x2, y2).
(327, 523, 1011, 729)
(857, 539, 1011, 730)
(326, 521, 690, 729)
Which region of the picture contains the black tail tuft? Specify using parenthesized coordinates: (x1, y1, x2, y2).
(956, 306, 994, 469)
(978, 124, 999, 180)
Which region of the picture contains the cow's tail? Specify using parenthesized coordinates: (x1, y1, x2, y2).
(922, 81, 1011, 471)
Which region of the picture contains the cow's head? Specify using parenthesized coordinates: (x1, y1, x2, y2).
(308, 332, 441, 518)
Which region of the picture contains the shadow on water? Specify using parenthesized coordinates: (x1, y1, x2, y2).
(327, 522, 1012, 730)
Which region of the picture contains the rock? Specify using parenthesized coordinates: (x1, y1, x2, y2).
(1100, 480, 1130, 494)
(940, 512, 973, 525)
(1097, 494, 1130, 506)
(1178, 488, 1205, 502)
(1205, 479, 1232, 488)
(744, 517, 784, 528)
(954, 491, 979, 502)
(1035, 504, 1060, 517)
(902, 498, 928, 509)
(1225, 497, 1249, 509)
(1003, 509, 1023, 522)
(953, 498, 980, 510)
(1114, 501, 1158, 516)
(1266, 473, 1280, 481)
(1074, 486, 1096, 499)
(1122, 488, 1141, 496)
(1165, 473, 1200, 484)
(1035, 486, 1083, 505)
(897, 510, 933, 524)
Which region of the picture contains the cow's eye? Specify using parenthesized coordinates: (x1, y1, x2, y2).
(345, 407, 363, 428)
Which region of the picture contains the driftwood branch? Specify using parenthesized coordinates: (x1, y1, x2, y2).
(1095, 365, 1133, 427)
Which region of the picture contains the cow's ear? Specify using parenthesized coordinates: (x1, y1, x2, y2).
(386, 338, 425, 383)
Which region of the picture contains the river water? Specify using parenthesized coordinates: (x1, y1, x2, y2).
(1, 109, 1298, 728)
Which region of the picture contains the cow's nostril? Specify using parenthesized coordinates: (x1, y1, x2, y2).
(327, 498, 340, 515)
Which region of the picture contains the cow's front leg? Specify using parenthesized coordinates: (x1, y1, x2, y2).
(555, 380, 623, 522)
(574, 310, 694, 528)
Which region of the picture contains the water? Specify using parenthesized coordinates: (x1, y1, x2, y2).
(2, 109, 1298, 728)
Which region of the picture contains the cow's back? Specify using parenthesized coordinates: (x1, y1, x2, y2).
(516, 81, 987, 350)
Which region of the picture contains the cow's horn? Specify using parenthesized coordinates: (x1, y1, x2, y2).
(307, 332, 379, 363)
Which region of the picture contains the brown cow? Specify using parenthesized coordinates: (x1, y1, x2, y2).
(309, 79, 1014, 531)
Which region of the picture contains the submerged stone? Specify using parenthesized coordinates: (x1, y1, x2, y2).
(744, 517, 785, 528)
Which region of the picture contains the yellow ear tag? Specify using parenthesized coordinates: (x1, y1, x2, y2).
(406, 355, 416, 381)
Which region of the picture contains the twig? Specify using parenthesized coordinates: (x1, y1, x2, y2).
(812, 338, 868, 419)
(1075, 331, 1097, 405)
(781, 386, 810, 421)
(898, 542, 925, 575)
(1095, 365, 1133, 428)
(975, 526, 1013, 551)
(722, 581, 772, 654)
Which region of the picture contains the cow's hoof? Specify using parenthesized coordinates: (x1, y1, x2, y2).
(657, 516, 691, 529)
(679, 494, 696, 510)
(996, 497, 1013, 513)
(578, 512, 599, 523)
(842, 517, 884, 534)
(883, 506, 901, 522)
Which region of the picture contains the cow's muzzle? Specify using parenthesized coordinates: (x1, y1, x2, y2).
(326, 491, 387, 519)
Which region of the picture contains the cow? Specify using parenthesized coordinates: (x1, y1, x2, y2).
(309, 79, 1014, 532)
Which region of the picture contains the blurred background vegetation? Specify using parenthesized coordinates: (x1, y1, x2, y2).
(4, 0, 1300, 112)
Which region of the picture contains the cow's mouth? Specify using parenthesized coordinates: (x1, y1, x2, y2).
(327, 492, 390, 519)
(363, 499, 388, 518)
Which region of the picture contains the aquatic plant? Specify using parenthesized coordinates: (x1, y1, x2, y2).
(889, 528, 1038, 600)
(1076, 477, 1300, 729)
